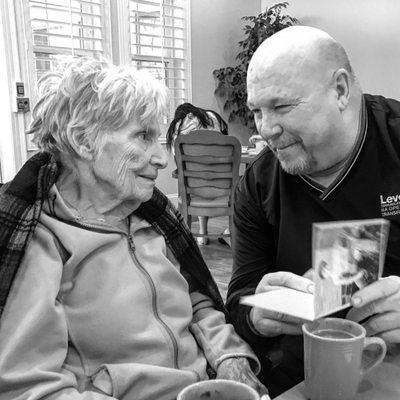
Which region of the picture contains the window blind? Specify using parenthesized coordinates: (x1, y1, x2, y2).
(28, 0, 108, 80)
(129, 0, 189, 119)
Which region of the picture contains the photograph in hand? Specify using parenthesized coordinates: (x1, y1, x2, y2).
(241, 218, 390, 321)
(313, 218, 390, 317)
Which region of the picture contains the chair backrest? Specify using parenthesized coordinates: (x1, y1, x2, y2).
(174, 130, 241, 225)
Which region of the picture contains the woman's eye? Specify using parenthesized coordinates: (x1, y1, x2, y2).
(138, 132, 147, 141)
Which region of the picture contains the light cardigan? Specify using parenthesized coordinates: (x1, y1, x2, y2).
(0, 152, 226, 318)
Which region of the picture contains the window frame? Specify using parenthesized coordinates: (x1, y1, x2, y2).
(25, 0, 113, 106)
(0, 0, 191, 178)
(128, 0, 192, 138)
(0, 0, 31, 180)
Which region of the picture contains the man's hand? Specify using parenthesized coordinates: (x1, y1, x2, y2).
(346, 276, 400, 343)
(250, 272, 314, 337)
(216, 357, 269, 398)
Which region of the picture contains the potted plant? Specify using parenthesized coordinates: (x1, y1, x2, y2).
(213, 2, 298, 133)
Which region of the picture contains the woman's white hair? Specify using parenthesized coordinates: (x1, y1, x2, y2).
(27, 57, 169, 158)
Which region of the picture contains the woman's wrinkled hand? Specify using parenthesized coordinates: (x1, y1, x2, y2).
(216, 357, 269, 398)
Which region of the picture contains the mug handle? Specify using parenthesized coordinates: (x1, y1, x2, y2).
(361, 337, 387, 375)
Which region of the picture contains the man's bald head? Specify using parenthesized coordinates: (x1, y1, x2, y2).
(248, 26, 354, 87)
(246, 26, 363, 177)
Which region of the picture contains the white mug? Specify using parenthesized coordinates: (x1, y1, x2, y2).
(255, 140, 267, 152)
(177, 379, 260, 400)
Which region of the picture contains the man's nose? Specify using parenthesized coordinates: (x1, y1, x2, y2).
(150, 141, 168, 169)
(258, 114, 283, 141)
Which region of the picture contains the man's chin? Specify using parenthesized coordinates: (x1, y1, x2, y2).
(279, 159, 314, 175)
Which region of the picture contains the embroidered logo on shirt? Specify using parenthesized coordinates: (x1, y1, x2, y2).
(380, 194, 400, 216)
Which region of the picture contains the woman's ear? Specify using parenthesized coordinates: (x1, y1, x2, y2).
(333, 68, 351, 111)
(77, 144, 95, 161)
(69, 129, 95, 161)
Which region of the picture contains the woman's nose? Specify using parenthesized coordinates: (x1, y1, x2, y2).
(151, 141, 168, 169)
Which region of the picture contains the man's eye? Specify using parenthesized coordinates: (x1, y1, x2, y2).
(275, 104, 291, 111)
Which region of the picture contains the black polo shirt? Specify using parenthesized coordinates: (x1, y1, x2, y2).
(227, 93, 400, 396)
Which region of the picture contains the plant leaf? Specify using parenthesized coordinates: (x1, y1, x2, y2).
(213, 1, 297, 132)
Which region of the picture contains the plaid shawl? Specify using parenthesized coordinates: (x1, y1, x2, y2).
(0, 152, 226, 318)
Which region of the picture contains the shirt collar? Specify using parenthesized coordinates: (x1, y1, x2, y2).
(43, 184, 151, 233)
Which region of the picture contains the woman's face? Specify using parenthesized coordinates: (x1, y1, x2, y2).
(90, 118, 168, 205)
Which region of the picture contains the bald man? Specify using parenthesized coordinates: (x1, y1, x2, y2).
(227, 26, 400, 396)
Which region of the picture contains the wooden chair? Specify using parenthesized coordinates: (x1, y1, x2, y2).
(174, 130, 241, 240)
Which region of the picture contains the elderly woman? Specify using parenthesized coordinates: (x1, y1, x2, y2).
(0, 59, 267, 400)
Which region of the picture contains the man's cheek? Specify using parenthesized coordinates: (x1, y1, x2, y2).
(255, 120, 262, 134)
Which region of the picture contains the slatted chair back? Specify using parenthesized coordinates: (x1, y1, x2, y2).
(174, 130, 241, 238)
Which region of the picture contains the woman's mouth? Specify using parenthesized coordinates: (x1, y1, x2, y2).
(139, 175, 157, 182)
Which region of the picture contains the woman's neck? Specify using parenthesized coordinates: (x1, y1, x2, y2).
(56, 164, 139, 225)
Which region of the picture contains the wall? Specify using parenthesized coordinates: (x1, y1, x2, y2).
(191, 0, 261, 144)
(261, 0, 400, 99)
(160, 0, 400, 195)
(156, 0, 261, 196)
(152, 148, 176, 199)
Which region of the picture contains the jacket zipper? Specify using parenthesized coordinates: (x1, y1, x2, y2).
(127, 234, 180, 370)
(69, 217, 200, 380)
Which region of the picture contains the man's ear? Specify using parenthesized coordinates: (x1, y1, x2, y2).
(333, 68, 351, 111)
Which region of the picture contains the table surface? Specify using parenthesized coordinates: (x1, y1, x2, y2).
(275, 350, 400, 400)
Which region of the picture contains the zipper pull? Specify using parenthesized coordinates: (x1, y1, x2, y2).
(128, 234, 135, 252)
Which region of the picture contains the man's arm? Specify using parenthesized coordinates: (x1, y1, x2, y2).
(227, 171, 313, 344)
(226, 171, 277, 344)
